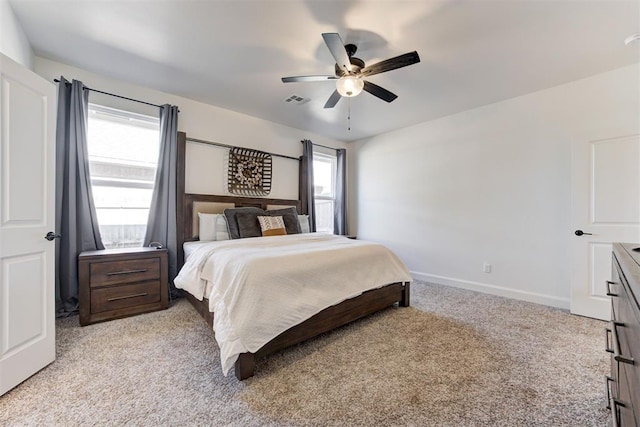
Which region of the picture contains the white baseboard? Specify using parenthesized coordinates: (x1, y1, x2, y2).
(410, 271, 570, 310)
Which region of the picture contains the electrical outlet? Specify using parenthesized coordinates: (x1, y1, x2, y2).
(483, 263, 492, 273)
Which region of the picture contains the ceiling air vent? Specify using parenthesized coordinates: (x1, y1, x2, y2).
(283, 94, 310, 105)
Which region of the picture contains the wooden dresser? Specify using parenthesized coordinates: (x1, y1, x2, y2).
(607, 243, 640, 426)
(79, 247, 169, 326)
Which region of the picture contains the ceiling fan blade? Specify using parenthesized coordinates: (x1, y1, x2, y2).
(282, 75, 337, 83)
(363, 81, 398, 103)
(322, 33, 353, 73)
(361, 51, 420, 77)
(323, 90, 342, 108)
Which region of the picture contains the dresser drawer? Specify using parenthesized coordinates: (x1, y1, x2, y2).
(90, 258, 160, 286)
(91, 281, 161, 313)
(619, 362, 639, 426)
(615, 265, 639, 364)
(611, 258, 623, 321)
(623, 328, 640, 426)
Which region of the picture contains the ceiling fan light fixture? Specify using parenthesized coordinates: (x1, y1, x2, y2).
(336, 75, 364, 97)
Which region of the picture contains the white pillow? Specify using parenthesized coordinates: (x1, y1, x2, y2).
(198, 213, 216, 241)
(298, 214, 310, 233)
(198, 213, 230, 241)
(215, 214, 230, 240)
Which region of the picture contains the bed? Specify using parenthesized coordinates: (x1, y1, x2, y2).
(175, 132, 411, 380)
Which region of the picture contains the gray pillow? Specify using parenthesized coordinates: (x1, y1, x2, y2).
(224, 207, 264, 239)
(236, 211, 263, 239)
(265, 207, 301, 234)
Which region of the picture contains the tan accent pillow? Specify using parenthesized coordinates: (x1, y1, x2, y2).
(258, 216, 287, 237)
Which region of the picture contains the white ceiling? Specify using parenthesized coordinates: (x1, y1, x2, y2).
(9, 0, 640, 142)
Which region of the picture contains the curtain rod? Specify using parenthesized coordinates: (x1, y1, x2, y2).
(53, 78, 177, 111)
(302, 140, 340, 151)
(186, 136, 300, 161)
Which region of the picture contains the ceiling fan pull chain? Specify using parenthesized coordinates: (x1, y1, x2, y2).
(348, 97, 351, 131)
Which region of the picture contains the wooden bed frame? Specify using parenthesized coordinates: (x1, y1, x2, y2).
(176, 132, 410, 380)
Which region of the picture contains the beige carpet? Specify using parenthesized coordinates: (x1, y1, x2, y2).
(0, 281, 609, 426)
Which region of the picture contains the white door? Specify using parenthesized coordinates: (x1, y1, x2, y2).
(0, 53, 56, 395)
(571, 135, 640, 320)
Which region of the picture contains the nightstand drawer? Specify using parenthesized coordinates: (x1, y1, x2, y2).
(91, 281, 161, 313)
(90, 258, 160, 286)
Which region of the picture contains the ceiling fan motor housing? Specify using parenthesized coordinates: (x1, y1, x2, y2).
(335, 56, 365, 77)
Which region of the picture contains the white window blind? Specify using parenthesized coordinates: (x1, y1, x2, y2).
(313, 151, 337, 234)
(87, 104, 160, 248)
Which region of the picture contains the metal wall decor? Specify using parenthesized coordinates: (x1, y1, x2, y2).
(227, 147, 272, 196)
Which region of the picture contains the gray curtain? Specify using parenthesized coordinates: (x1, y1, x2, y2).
(334, 148, 347, 235)
(144, 105, 179, 288)
(301, 139, 316, 232)
(55, 77, 104, 315)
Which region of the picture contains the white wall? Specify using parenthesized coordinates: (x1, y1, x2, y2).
(0, 0, 33, 68)
(35, 57, 346, 200)
(350, 64, 640, 308)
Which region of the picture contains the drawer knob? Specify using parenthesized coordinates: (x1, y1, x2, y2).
(106, 268, 148, 276)
(605, 376, 625, 427)
(606, 281, 619, 297)
(107, 292, 149, 302)
(605, 322, 635, 365)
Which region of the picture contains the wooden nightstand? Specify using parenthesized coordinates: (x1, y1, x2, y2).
(78, 247, 169, 326)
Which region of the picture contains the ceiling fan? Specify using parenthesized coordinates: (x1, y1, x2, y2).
(281, 33, 420, 108)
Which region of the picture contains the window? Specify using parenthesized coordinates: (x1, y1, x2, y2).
(313, 151, 337, 234)
(87, 105, 160, 248)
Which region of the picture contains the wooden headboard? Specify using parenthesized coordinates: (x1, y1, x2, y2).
(176, 132, 302, 269)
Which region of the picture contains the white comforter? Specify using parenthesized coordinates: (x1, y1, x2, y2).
(174, 233, 411, 375)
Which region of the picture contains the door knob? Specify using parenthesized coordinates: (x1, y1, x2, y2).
(574, 230, 592, 236)
(44, 232, 62, 241)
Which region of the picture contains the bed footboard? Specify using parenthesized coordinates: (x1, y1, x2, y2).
(233, 281, 410, 380)
(184, 281, 411, 380)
